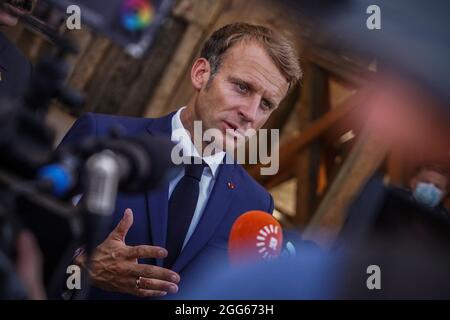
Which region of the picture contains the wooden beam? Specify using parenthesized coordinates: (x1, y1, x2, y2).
(50, 33, 112, 116)
(66, 35, 112, 92)
(81, 17, 186, 116)
(302, 45, 370, 88)
(278, 94, 358, 164)
(173, 0, 226, 30)
(61, 27, 94, 82)
(80, 42, 123, 114)
(270, 1, 374, 87)
(1, 24, 25, 43)
(302, 127, 390, 248)
(266, 169, 294, 190)
(144, 0, 226, 118)
(46, 105, 76, 147)
(15, 28, 45, 63)
(248, 93, 361, 184)
(294, 62, 329, 227)
(143, 23, 204, 118)
(386, 147, 405, 186)
(117, 19, 187, 116)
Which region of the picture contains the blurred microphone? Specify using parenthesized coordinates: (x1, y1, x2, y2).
(283, 241, 297, 257)
(280, 229, 304, 258)
(83, 134, 180, 193)
(38, 133, 180, 197)
(228, 210, 283, 266)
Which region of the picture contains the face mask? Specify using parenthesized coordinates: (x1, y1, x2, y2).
(413, 182, 443, 208)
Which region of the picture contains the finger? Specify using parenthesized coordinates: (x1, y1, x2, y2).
(126, 277, 168, 298)
(133, 288, 167, 298)
(138, 277, 178, 294)
(126, 245, 167, 260)
(110, 209, 133, 241)
(133, 264, 180, 284)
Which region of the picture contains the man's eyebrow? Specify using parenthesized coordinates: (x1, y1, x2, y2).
(228, 76, 256, 91)
(228, 76, 278, 105)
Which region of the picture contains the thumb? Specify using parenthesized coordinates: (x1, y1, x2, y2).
(110, 208, 134, 242)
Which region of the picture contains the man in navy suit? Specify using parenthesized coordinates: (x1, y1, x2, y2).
(62, 22, 302, 299)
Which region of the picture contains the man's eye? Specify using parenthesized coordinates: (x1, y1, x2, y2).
(236, 83, 248, 93)
(261, 99, 273, 110)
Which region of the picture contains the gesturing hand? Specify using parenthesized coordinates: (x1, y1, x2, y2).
(76, 208, 180, 298)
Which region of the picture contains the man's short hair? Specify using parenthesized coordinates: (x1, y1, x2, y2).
(200, 22, 302, 90)
(413, 163, 450, 189)
(415, 163, 449, 177)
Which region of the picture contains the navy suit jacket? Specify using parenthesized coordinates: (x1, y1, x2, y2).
(59, 112, 274, 299)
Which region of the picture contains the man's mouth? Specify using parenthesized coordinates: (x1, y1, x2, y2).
(222, 120, 239, 132)
(222, 120, 246, 139)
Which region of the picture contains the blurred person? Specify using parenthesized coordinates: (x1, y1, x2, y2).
(183, 240, 450, 299)
(0, 0, 35, 26)
(0, 230, 46, 299)
(0, 0, 35, 98)
(407, 164, 449, 217)
(60, 22, 302, 299)
(14, 230, 46, 299)
(0, 0, 45, 300)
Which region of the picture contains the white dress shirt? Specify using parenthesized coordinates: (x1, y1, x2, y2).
(169, 107, 226, 250)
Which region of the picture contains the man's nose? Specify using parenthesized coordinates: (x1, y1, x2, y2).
(238, 98, 259, 124)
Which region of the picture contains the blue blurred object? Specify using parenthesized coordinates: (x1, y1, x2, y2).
(289, 0, 450, 108)
(182, 243, 450, 299)
(37, 164, 72, 197)
(181, 173, 450, 299)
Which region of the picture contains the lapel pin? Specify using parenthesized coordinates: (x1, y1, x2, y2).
(227, 182, 235, 190)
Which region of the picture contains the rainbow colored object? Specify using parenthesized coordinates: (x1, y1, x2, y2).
(121, 0, 155, 32)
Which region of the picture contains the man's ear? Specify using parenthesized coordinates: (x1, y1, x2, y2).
(191, 58, 211, 91)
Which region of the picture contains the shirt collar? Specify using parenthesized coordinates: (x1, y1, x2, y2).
(171, 106, 225, 178)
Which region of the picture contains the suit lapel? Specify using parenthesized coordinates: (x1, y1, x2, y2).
(145, 112, 237, 271)
(145, 112, 175, 267)
(172, 163, 236, 273)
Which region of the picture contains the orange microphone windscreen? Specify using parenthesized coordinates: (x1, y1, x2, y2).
(228, 210, 283, 265)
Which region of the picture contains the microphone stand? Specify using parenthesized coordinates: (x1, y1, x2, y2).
(71, 150, 122, 300)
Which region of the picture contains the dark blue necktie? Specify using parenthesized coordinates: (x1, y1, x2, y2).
(164, 158, 206, 268)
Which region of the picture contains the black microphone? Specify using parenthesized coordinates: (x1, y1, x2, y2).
(42, 133, 181, 197)
(38, 134, 181, 258)
(99, 134, 180, 193)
